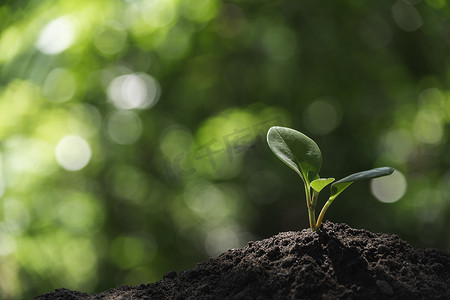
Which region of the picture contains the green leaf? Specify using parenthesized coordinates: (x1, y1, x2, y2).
(311, 178, 335, 193)
(267, 126, 322, 184)
(330, 167, 394, 200)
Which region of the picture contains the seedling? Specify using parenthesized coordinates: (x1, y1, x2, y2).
(267, 126, 394, 231)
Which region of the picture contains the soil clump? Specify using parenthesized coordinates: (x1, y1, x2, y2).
(35, 221, 450, 299)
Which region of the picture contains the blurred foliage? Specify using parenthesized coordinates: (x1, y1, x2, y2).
(1, 0, 450, 298)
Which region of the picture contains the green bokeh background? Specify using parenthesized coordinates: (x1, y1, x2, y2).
(1, 0, 450, 298)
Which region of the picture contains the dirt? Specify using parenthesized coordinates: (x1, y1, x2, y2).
(35, 221, 450, 299)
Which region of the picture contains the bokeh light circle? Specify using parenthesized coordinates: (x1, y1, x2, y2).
(106, 111, 142, 145)
(94, 20, 127, 56)
(107, 73, 160, 110)
(55, 136, 92, 171)
(370, 170, 407, 203)
(36, 16, 76, 55)
(43, 68, 76, 103)
(304, 98, 342, 135)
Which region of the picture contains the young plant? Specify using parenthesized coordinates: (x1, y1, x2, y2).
(266, 126, 394, 231)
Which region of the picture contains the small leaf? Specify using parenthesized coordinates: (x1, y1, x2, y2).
(330, 167, 394, 200)
(329, 181, 353, 201)
(308, 172, 320, 183)
(311, 178, 335, 193)
(267, 126, 322, 184)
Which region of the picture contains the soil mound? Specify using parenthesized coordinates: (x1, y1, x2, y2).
(35, 221, 450, 299)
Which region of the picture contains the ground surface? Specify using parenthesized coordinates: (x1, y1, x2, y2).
(35, 221, 450, 299)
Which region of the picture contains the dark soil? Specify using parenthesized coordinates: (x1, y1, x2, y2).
(35, 221, 450, 299)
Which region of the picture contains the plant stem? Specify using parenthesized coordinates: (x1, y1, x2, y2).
(304, 183, 312, 208)
(310, 190, 320, 231)
(311, 190, 318, 210)
(305, 183, 317, 231)
(315, 197, 334, 229)
(308, 207, 317, 231)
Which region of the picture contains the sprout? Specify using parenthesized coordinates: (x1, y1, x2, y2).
(267, 126, 394, 231)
